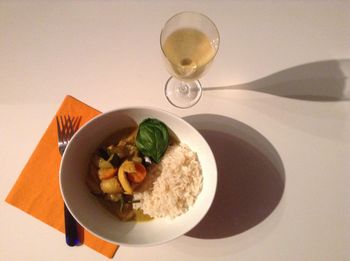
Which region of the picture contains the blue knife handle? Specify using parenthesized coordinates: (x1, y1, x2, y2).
(64, 204, 79, 246)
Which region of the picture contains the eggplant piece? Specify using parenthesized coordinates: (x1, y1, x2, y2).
(97, 148, 109, 160)
(109, 154, 122, 168)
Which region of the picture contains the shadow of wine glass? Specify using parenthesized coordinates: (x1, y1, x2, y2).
(204, 59, 350, 101)
(183, 114, 285, 239)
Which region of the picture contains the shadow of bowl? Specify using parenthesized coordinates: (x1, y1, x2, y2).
(183, 114, 285, 239)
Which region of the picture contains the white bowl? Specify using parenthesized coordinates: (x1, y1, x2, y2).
(59, 107, 217, 246)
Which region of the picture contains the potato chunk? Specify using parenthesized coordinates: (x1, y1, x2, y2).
(100, 177, 123, 194)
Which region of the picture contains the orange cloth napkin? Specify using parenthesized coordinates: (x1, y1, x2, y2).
(5, 95, 119, 258)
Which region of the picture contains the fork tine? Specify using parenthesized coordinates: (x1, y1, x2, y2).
(72, 116, 82, 133)
(56, 116, 63, 141)
(57, 116, 65, 140)
(66, 115, 75, 139)
(61, 115, 69, 142)
(66, 115, 81, 140)
(63, 115, 69, 138)
(65, 115, 73, 140)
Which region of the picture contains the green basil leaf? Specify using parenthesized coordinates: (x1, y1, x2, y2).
(136, 118, 169, 163)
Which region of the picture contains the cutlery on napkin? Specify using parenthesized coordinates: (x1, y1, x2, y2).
(5, 95, 119, 258)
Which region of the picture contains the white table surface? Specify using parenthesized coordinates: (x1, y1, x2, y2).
(1, 1, 349, 260)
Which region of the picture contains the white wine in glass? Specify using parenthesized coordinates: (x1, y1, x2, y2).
(161, 12, 220, 108)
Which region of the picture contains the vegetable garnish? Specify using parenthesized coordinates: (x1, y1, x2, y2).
(118, 160, 135, 195)
(136, 118, 169, 163)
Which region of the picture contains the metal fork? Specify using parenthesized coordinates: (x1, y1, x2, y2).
(56, 115, 82, 246)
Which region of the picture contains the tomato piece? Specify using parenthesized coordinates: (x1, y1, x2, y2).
(127, 163, 147, 183)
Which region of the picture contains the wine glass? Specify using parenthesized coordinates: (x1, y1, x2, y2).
(160, 12, 220, 108)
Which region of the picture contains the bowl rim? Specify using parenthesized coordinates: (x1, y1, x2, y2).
(59, 106, 218, 246)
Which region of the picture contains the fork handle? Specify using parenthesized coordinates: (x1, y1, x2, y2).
(64, 204, 79, 246)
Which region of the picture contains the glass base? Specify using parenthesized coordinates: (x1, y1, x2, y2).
(164, 77, 202, 108)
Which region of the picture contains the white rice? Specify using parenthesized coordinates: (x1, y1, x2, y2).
(134, 143, 203, 219)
